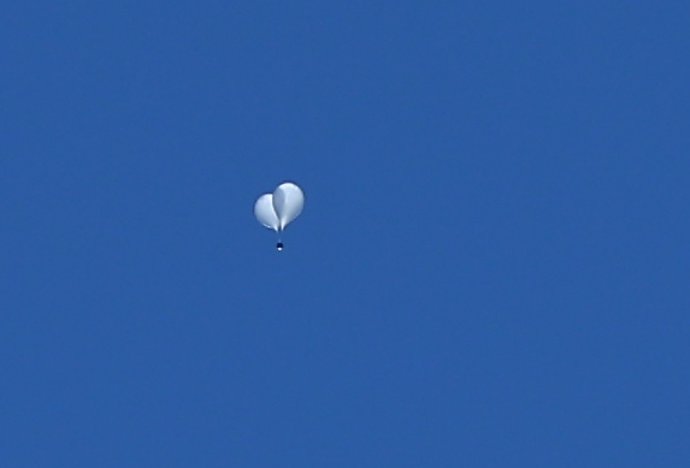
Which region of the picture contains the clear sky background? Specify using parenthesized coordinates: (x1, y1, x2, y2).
(2, 2, 689, 466)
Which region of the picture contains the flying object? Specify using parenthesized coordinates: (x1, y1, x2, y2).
(254, 182, 304, 251)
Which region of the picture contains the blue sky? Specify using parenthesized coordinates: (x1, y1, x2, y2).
(2, 2, 689, 466)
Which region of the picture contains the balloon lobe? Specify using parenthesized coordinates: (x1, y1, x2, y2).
(272, 182, 304, 230)
(254, 193, 280, 231)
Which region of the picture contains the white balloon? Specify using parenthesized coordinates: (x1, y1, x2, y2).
(254, 193, 280, 231)
(272, 182, 305, 230)
(254, 182, 305, 233)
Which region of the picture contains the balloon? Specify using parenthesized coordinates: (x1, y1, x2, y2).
(253, 193, 280, 231)
(272, 182, 304, 230)
(254, 182, 305, 232)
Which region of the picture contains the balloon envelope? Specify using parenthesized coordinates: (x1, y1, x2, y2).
(254, 193, 280, 231)
(254, 182, 305, 232)
(272, 182, 304, 230)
